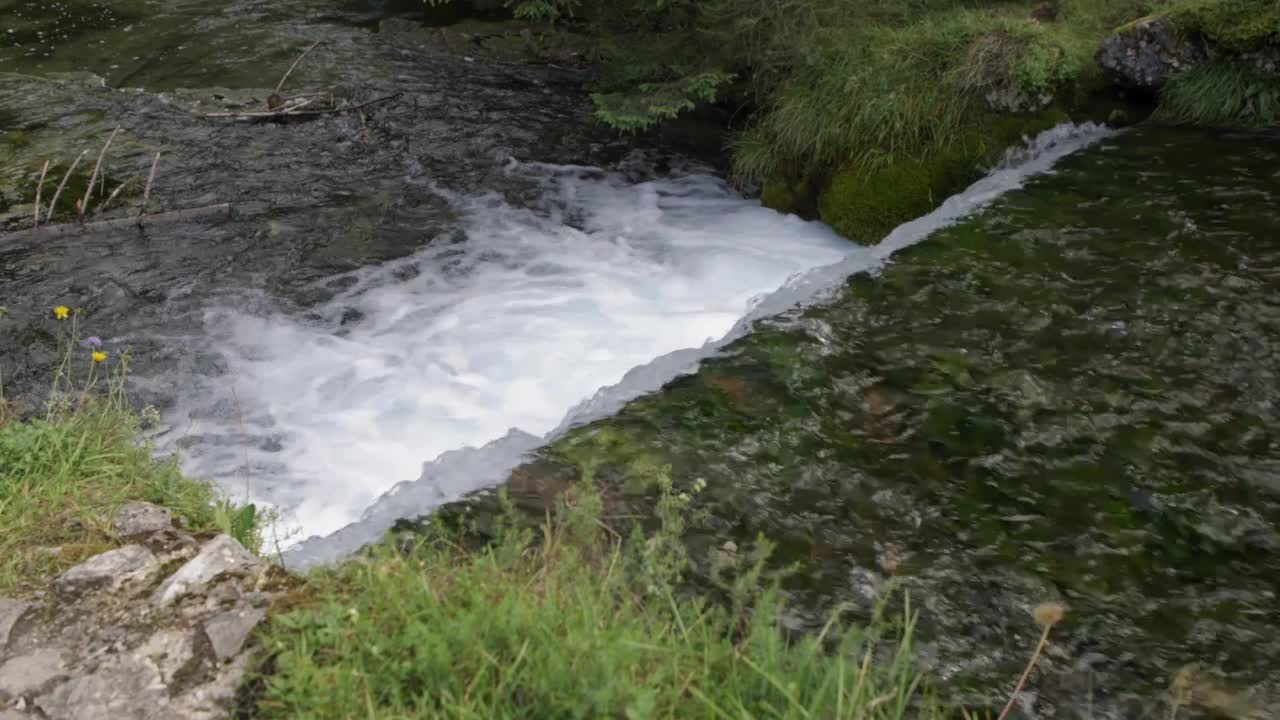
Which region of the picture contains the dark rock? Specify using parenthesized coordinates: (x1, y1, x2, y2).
(1097, 17, 1207, 89)
(54, 545, 158, 595)
(111, 502, 173, 538)
(0, 649, 67, 703)
(203, 606, 266, 662)
(0, 599, 33, 650)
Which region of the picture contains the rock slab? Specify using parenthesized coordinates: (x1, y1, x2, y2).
(204, 607, 266, 662)
(112, 502, 173, 537)
(54, 545, 157, 595)
(0, 648, 66, 702)
(0, 599, 32, 651)
(153, 535, 260, 607)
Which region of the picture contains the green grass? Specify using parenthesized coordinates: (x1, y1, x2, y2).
(1158, 61, 1280, 126)
(253, 477, 940, 719)
(0, 312, 261, 592)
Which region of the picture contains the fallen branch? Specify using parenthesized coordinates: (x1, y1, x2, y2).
(5, 204, 232, 240)
(201, 92, 402, 121)
(101, 177, 139, 212)
(33, 160, 49, 229)
(275, 40, 322, 95)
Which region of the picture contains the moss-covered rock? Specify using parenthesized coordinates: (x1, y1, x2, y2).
(814, 108, 1072, 244)
(1167, 0, 1280, 52)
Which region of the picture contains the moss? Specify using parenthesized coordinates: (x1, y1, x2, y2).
(816, 108, 1070, 244)
(1167, 0, 1280, 51)
(759, 173, 817, 218)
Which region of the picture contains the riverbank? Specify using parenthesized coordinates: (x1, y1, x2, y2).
(0, 394, 955, 718)
(469, 0, 1279, 243)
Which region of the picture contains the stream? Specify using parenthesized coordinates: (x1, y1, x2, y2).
(3, 1, 1279, 718)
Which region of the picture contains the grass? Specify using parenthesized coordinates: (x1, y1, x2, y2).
(731, 0, 1165, 181)
(252, 473, 941, 719)
(1157, 61, 1280, 126)
(0, 309, 261, 592)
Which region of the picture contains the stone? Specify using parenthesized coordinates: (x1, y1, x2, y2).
(134, 630, 196, 683)
(0, 710, 30, 719)
(111, 502, 172, 537)
(203, 606, 266, 662)
(152, 535, 259, 607)
(1097, 17, 1206, 89)
(0, 649, 66, 702)
(0, 599, 33, 650)
(54, 545, 158, 596)
(37, 656, 167, 720)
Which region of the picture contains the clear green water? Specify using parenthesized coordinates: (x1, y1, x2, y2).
(515, 126, 1280, 718)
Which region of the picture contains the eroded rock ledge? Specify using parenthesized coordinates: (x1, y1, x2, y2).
(0, 503, 292, 720)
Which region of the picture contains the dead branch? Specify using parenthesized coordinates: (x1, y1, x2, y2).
(201, 93, 402, 121)
(101, 177, 139, 212)
(47, 150, 88, 221)
(80, 127, 121, 220)
(142, 151, 161, 212)
(274, 40, 322, 95)
(33, 160, 49, 229)
(5, 204, 232, 240)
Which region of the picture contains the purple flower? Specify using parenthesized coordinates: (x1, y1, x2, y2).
(82, 336, 103, 349)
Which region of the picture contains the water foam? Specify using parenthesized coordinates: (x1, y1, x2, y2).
(167, 159, 855, 546)
(169, 123, 1112, 566)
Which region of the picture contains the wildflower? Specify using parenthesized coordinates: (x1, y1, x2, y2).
(1033, 602, 1066, 628)
(82, 336, 103, 349)
(91, 351, 108, 363)
(54, 305, 70, 320)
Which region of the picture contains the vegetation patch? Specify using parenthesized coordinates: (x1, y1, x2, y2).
(1167, 0, 1280, 51)
(0, 308, 259, 592)
(252, 474, 937, 719)
(1158, 61, 1280, 125)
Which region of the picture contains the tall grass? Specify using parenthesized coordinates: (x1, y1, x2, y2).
(254, 474, 940, 719)
(1157, 62, 1280, 126)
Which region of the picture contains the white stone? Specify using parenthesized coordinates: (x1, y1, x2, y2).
(152, 535, 259, 607)
(55, 545, 157, 595)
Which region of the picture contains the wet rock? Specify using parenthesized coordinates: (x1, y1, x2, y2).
(112, 502, 173, 538)
(153, 535, 259, 607)
(1097, 17, 1206, 89)
(37, 656, 166, 720)
(54, 545, 158, 595)
(0, 649, 66, 702)
(203, 606, 265, 662)
(0, 599, 33, 650)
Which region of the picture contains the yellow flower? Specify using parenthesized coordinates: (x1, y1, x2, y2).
(91, 351, 108, 363)
(54, 305, 70, 320)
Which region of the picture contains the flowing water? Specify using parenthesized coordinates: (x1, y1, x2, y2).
(3, 1, 1280, 717)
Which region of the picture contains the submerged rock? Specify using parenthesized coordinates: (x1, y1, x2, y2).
(1097, 17, 1206, 89)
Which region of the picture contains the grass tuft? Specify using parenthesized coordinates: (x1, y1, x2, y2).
(1157, 61, 1280, 126)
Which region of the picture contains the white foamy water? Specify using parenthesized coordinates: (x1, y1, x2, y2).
(166, 123, 1113, 565)
(168, 160, 856, 544)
